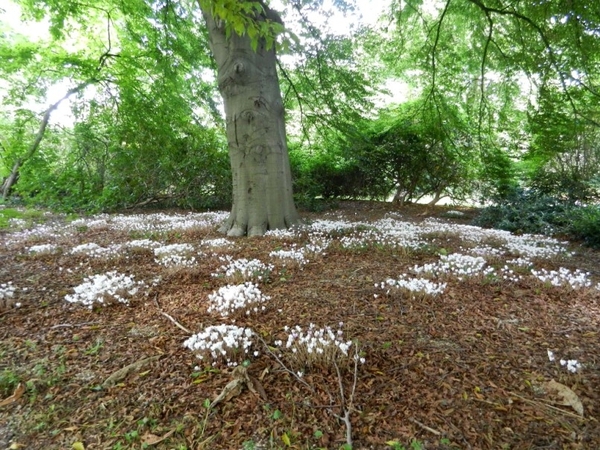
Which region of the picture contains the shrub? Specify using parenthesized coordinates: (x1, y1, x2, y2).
(570, 205, 600, 248)
(473, 188, 574, 235)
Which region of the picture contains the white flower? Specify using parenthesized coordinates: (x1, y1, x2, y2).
(547, 350, 555, 362)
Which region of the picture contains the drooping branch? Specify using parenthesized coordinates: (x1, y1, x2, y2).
(1, 80, 95, 199)
(1, 26, 119, 199)
(276, 59, 311, 144)
(477, 6, 494, 147)
(467, 0, 600, 128)
(426, 0, 452, 102)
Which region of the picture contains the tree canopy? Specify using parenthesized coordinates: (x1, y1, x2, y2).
(0, 0, 599, 216)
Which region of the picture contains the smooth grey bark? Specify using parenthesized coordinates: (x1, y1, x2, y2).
(200, 2, 299, 237)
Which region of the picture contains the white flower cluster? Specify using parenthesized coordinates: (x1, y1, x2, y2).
(213, 256, 273, 281)
(532, 268, 592, 290)
(70, 242, 122, 258)
(154, 243, 199, 268)
(201, 238, 232, 248)
(183, 325, 256, 367)
(498, 265, 523, 283)
(0, 282, 16, 299)
(380, 276, 447, 296)
(506, 257, 533, 267)
(504, 236, 568, 259)
(413, 253, 488, 280)
(207, 282, 270, 316)
(273, 323, 353, 370)
(28, 243, 59, 254)
(269, 247, 308, 266)
(65, 271, 146, 308)
(124, 239, 160, 250)
(547, 350, 582, 373)
(303, 237, 331, 256)
(308, 219, 362, 234)
(466, 245, 505, 259)
(4, 224, 64, 246)
(264, 228, 296, 239)
(108, 211, 229, 233)
(8, 218, 27, 229)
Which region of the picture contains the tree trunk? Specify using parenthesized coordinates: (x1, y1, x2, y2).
(1, 81, 93, 200)
(200, 3, 299, 237)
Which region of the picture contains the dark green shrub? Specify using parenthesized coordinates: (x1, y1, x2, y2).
(570, 205, 600, 248)
(473, 188, 574, 235)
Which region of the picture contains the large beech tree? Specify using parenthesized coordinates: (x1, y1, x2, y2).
(3, 0, 300, 236)
(198, 1, 299, 236)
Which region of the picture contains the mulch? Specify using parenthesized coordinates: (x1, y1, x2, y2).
(0, 201, 599, 449)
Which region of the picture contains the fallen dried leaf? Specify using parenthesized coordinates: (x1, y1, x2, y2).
(102, 355, 162, 388)
(141, 429, 175, 446)
(544, 380, 584, 416)
(0, 383, 25, 407)
(210, 365, 249, 408)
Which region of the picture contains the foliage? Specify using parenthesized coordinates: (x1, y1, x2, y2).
(289, 145, 371, 207)
(524, 87, 600, 203)
(570, 205, 600, 249)
(473, 188, 575, 236)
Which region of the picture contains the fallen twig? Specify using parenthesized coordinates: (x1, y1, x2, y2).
(334, 359, 353, 448)
(159, 311, 191, 334)
(409, 417, 442, 436)
(49, 322, 99, 330)
(509, 392, 592, 421)
(153, 295, 191, 334)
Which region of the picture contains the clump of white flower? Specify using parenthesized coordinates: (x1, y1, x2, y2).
(201, 238, 232, 248)
(183, 325, 256, 367)
(65, 271, 146, 308)
(380, 276, 447, 297)
(0, 282, 16, 300)
(264, 228, 297, 239)
(70, 242, 121, 258)
(506, 257, 533, 267)
(445, 210, 466, 218)
(207, 282, 270, 316)
(154, 243, 199, 268)
(303, 237, 332, 256)
(28, 243, 59, 254)
(413, 253, 488, 280)
(269, 247, 308, 266)
(213, 256, 273, 282)
(560, 359, 582, 373)
(547, 350, 582, 373)
(498, 265, 523, 283)
(124, 239, 160, 250)
(273, 323, 354, 371)
(532, 268, 592, 290)
(8, 218, 27, 229)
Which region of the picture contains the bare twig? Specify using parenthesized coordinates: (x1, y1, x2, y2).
(257, 336, 314, 392)
(49, 322, 100, 330)
(409, 417, 442, 436)
(153, 296, 192, 334)
(509, 392, 593, 421)
(159, 311, 191, 334)
(333, 359, 353, 448)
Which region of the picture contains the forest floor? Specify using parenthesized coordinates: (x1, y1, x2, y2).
(0, 201, 599, 450)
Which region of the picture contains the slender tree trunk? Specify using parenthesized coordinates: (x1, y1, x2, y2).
(200, 2, 299, 236)
(1, 81, 93, 200)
